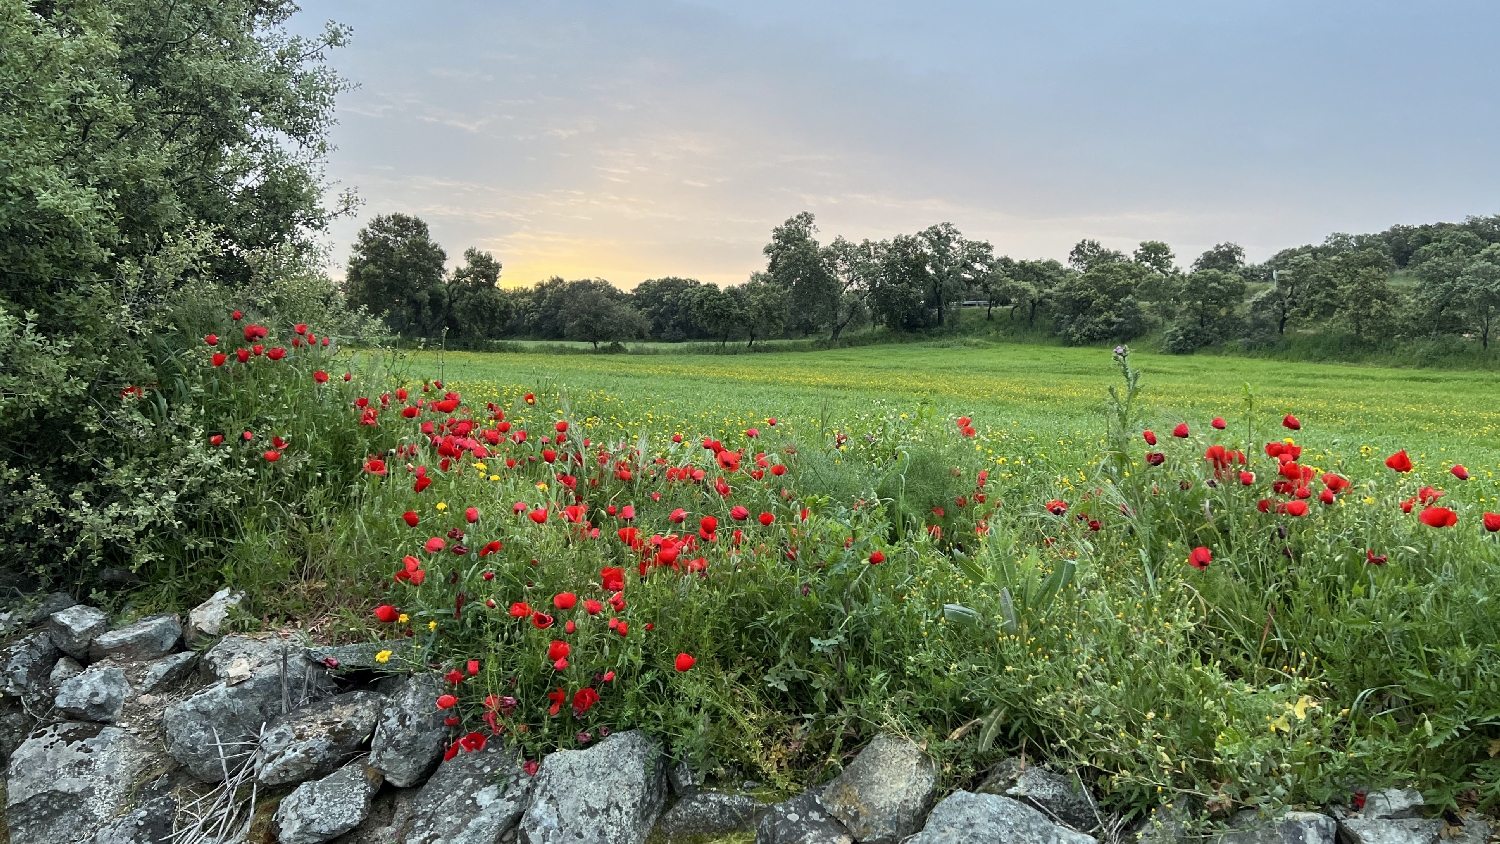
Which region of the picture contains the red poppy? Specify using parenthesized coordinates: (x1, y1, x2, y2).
(548, 640, 570, 662)
(553, 592, 577, 611)
(414, 476, 432, 493)
(263, 450, 281, 462)
(1385, 450, 1413, 473)
(458, 732, 487, 753)
(235, 348, 251, 363)
(669, 508, 687, 523)
(1452, 465, 1470, 481)
(424, 537, 446, 553)
(436, 694, 457, 710)
(1366, 550, 1387, 565)
(445, 669, 464, 685)
(525, 393, 536, 405)
(364, 458, 387, 475)
(231, 310, 243, 321)
(1187, 546, 1211, 570)
(528, 508, 548, 524)
(675, 653, 696, 672)
(211, 352, 228, 367)
(1419, 506, 1458, 528)
(524, 759, 540, 776)
(547, 688, 565, 716)
(1045, 500, 1068, 516)
(730, 506, 750, 521)
(1239, 471, 1255, 486)
(1211, 417, 1226, 430)
(1143, 430, 1157, 446)
(1283, 414, 1301, 431)
(758, 512, 775, 526)
(267, 347, 286, 361)
(601, 567, 625, 592)
(374, 604, 400, 623)
(1145, 452, 1165, 466)
(1172, 423, 1189, 438)
(572, 687, 600, 717)
(869, 551, 885, 564)
(532, 612, 554, 630)
(209, 434, 224, 446)
(1285, 500, 1309, 517)
(509, 602, 532, 618)
(403, 511, 419, 527)
(313, 370, 329, 384)
(479, 541, 502, 557)
(1484, 513, 1500, 532)
(584, 599, 603, 615)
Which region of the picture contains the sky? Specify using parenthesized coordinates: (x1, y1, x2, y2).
(291, 1, 1500, 288)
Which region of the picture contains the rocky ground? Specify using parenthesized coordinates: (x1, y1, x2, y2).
(0, 591, 1491, 844)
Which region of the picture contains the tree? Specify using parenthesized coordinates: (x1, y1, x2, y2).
(1133, 241, 1177, 277)
(1164, 269, 1245, 353)
(447, 248, 512, 344)
(737, 273, 788, 347)
(918, 223, 993, 328)
(869, 235, 930, 330)
(975, 256, 1016, 321)
(1068, 239, 1127, 273)
(764, 212, 838, 337)
(1455, 247, 1500, 349)
(1051, 262, 1150, 344)
(689, 285, 746, 347)
(1132, 240, 1181, 323)
(632, 277, 704, 341)
(1191, 243, 1246, 274)
(824, 237, 877, 339)
(1302, 249, 1396, 341)
(344, 214, 449, 339)
(560, 280, 645, 349)
(999, 260, 1068, 327)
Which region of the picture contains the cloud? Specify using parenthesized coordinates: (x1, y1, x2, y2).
(295, 0, 1500, 285)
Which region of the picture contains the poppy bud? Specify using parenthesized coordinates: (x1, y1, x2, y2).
(374, 605, 399, 623)
(759, 512, 775, 526)
(1187, 546, 1211, 570)
(1452, 465, 1470, 481)
(1484, 513, 1500, 532)
(205, 334, 218, 346)
(1142, 430, 1157, 445)
(313, 370, 329, 384)
(1211, 417, 1226, 430)
(869, 551, 885, 565)
(232, 310, 243, 321)
(1283, 414, 1301, 430)
(466, 507, 479, 523)
(1172, 423, 1189, 438)
(674, 653, 696, 672)
(403, 511, 419, 527)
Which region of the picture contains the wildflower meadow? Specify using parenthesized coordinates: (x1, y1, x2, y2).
(121, 311, 1500, 821)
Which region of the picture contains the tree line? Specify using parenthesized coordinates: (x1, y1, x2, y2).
(345, 211, 1500, 353)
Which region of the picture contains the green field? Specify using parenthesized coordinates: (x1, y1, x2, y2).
(428, 342, 1500, 479)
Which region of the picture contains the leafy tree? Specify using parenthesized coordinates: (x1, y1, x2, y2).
(1132, 241, 1181, 322)
(824, 237, 877, 340)
(447, 248, 511, 344)
(918, 223, 993, 328)
(1164, 269, 1245, 353)
(737, 273, 788, 347)
(633, 277, 704, 341)
(689, 285, 746, 347)
(561, 280, 645, 349)
(999, 260, 1069, 327)
(975, 256, 1016, 320)
(1191, 243, 1246, 274)
(1300, 249, 1397, 341)
(1051, 262, 1150, 344)
(1067, 239, 1127, 273)
(1133, 241, 1177, 277)
(869, 235, 930, 330)
(1454, 247, 1500, 349)
(764, 212, 838, 337)
(344, 214, 449, 339)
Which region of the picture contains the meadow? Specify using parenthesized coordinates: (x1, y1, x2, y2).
(134, 327, 1500, 820)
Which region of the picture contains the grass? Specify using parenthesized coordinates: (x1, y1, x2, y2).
(427, 341, 1500, 472)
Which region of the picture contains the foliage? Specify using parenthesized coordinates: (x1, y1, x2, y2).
(344, 213, 451, 340)
(1052, 262, 1151, 344)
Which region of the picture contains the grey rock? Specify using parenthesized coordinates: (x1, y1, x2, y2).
(817, 734, 938, 844)
(50, 655, 85, 686)
(164, 653, 332, 782)
(82, 796, 176, 844)
(5, 722, 165, 844)
(2, 631, 61, 700)
(331, 787, 420, 843)
(274, 762, 384, 844)
(1338, 819, 1441, 844)
(1220, 811, 1338, 844)
(369, 674, 448, 788)
(0, 704, 33, 760)
(47, 605, 111, 660)
(757, 789, 854, 844)
(520, 729, 668, 844)
(89, 614, 181, 663)
(409, 742, 532, 844)
(1451, 816, 1491, 844)
(139, 652, 199, 693)
(1360, 789, 1424, 821)
(660, 790, 769, 838)
(257, 691, 384, 786)
(26, 592, 77, 625)
(186, 588, 243, 643)
(668, 758, 701, 796)
(55, 665, 131, 723)
(908, 791, 1097, 844)
(201, 634, 323, 686)
(307, 639, 413, 671)
(978, 758, 1099, 831)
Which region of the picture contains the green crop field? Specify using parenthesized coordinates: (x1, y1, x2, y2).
(427, 342, 1500, 480)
